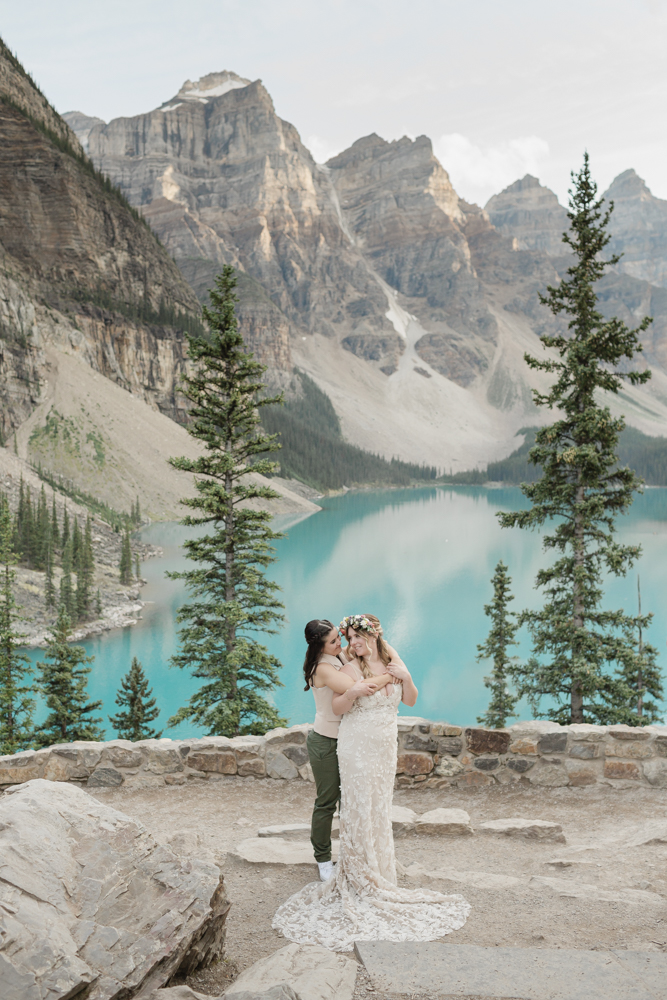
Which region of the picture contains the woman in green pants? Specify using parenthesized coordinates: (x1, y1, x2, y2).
(303, 620, 392, 882)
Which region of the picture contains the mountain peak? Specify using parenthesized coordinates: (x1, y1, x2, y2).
(485, 174, 568, 256)
(604, 168, 654, 203)
(165, 71, 252, 108)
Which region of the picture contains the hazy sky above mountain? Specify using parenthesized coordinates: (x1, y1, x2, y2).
(2, 0, 666, 207)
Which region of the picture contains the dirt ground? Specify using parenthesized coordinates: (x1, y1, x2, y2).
(92, 778, 667, 995)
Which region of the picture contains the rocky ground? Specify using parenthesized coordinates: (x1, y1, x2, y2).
(91, 778, 667, 996)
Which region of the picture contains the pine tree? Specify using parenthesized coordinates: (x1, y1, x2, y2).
(109, 656, 162, 740)
(16, 480, 35, 567)
(0, 493, 34, 753)
(499, 154, 652, 724)
(168, 265, 288, 737)
(76, 516, 95, 619)
(12, 479, 22, 556)
(35, 485, 49, 571)
(135, 496, 141, 525)
(134, 552, 140, 581)
(119, 529, 132, 585)
(34, 604, 104, 746)
(44, 537, 56, 608)
(61, 506, 70, 552)
(95, 588, 102, 616)
(476, 561, 519, 728)
(59, 537, 77, 620)
(72, 516, 81, 569)
(51, 493, 60, 549)
(614, 577, 664, 724)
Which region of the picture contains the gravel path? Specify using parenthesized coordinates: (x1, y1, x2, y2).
(93, 778, 667, 995)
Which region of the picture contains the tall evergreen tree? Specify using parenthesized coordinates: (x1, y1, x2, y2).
(109, 656, 162, 740)
(119, 528, 132, 585)
(476, 561, 519, 728)
(35, 485, 49, 571)
(614, 577, 664, 724)
(61, 506, 70, 552)
(16, 481, 35, 567)
(76, 516, 95, 618)
(499, 154, 653, 724)
(72, 516, 81, 569)
(34, 605, 103, 746)
(59, 537, 77, 620)
(44, 537, 56, 609)
(0, 494, 34, 753)
(134, 552, 141, 581)
(168, 265, 288, 737)
(12, 478, 23, 556)
(51, 492, 60, 549)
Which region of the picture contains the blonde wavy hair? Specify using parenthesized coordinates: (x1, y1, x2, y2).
(345, 613, 391, 678)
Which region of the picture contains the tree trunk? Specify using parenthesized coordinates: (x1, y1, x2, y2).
(571, 481, 585, 723)
(637, 576, 643, 718)
(224, 440, 238, 732)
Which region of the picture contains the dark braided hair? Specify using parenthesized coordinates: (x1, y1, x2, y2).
(303, 619, 336, 690)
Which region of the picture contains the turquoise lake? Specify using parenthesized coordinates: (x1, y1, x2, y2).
(27, 486, 667, 736)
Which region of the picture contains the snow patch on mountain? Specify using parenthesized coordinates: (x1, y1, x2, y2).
(179, 71, 252, 101)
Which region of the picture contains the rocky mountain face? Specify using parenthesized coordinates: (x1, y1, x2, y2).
(56, 71, 667, 468)
(0, 38, 202, 448)
(85, 85, 518, 390)
(486, 172, 667, 379)
(326, 134, 499, 385)
(604, 170, 667, 289)
(75, 77, 564, 466)
(485, 175, 569, 257)
(85, 73, 398, 379)
(486, 169, 667, 291)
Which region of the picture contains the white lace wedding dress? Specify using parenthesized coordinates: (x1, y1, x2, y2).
(272, 680, 471, 952)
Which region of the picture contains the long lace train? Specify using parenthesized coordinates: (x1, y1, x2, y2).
(272, 683, 470, 951)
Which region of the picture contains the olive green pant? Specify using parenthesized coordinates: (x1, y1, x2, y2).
(307, 730, 340, 862)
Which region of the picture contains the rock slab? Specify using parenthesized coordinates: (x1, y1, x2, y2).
(478, 817, 565, 842)
(355, 940, 667, 999)
(414, 808, 473, 836)
(225, 943, 357, 1000)
(0, 779, 229, 1000)
(391, 804, 418, 835)
(151, 987, 297, 1000)
(233, 837, 339, 865)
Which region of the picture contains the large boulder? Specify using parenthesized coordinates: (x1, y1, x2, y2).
(0, 779, 229, 1000)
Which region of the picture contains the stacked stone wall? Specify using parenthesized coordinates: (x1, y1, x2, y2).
(2, 718, 667, 792)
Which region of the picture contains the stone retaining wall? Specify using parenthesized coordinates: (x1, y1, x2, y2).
(2, 718, 667, 791)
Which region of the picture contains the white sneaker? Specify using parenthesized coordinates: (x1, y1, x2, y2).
(317, 860, 335, 882)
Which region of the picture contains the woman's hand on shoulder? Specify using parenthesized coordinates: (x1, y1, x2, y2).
(341, 660, 383, 696)
(386, 660, 410, 682)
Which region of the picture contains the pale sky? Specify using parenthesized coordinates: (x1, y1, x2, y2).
(2, 0, 667, 206)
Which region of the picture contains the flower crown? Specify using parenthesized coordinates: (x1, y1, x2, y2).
(339, 614, 379, 637)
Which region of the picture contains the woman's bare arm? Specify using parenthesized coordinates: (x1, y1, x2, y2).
(384, 647, 418, 707)
(332, 662, 381, 714)
(312, 661, 357, 693)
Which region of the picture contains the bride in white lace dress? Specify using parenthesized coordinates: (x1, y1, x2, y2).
(272, 614, 470, 952)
